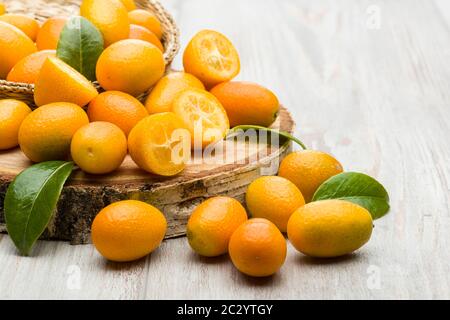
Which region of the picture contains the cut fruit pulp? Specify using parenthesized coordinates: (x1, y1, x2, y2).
(172, 88, 230, 149)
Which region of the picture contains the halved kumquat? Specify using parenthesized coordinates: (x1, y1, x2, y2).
(128, 112, 191, 176)
(145, 71, 205, 115)
(183, 30, 240, 88)
(172, 88, 229, 149)
(34, 56, 98, 107)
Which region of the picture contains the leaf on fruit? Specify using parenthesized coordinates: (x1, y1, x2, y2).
(312, 172, 390, 220)
(57, 16, 104, 81)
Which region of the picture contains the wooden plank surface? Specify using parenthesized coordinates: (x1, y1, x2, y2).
(1, 0, 450, 299)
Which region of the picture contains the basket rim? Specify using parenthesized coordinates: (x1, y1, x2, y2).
(0, 0, 180, 95)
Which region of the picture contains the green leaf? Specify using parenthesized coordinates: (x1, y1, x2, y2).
(229, 125, 308, 150)
(4, 161, 74, 255)
(56, 16, 104, 81)
(312, 172, 390, 220)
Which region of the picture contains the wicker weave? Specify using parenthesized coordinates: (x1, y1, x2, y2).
(0, 0, 180, 105)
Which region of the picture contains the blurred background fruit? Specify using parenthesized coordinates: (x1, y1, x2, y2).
(0, 99, 31, 150)
(0, 21, 37, 79)
(210, 82, 280, 128)
(128, 112, 190, 176)
(246, 176, 305, 232)
(0, 3, 5, 15)
(35, 17, 66, 50)
(87, 91, 148, 136)
(0, 14, 40, 41)
(34, 56, 98, 107)
(92, 200, 167, 262)
(172, 88, 229, 149)
(279, 150, 344, 202)
(80, 0, 130, 47)
(287, 200, 373, 258)
(96, 39, 165, 96)
(229, 218, 286, 277)
(6, 50, 55, 84)
(183, 30, 240, 88)
(145, 72, 204, 114)
(18, 102, 89, 162)
(128, 24, 163, 51)
(187, 196, 248, 257)
(120, 0, 136, 11)
(128, 9, 162, 39)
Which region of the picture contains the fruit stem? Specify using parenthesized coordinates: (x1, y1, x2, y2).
(228, 125, 308, 150)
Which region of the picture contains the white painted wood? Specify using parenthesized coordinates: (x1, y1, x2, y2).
(1, 0, 450, 299)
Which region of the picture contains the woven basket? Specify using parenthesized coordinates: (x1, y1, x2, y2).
(0, 0, 180, 106)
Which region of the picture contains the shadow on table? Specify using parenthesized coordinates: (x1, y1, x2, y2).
(102, 259, 146, 271)
(98, 250, 162, 271)
(294, 252, 366, 266)
(237, 273, 280, 287)
(188, 252, 282, 287)
(189, 252, 230, 265)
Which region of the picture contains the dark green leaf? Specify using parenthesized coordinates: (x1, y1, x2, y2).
(5, 161, 74, 255)
(312, 172, 390, 220)
(229, 125, 308, 150)
(57, 16, 104, 81)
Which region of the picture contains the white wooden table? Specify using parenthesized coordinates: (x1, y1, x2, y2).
(1, 0, 450, 299)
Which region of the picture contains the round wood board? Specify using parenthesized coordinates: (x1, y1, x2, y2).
(0, 107, 295, 244)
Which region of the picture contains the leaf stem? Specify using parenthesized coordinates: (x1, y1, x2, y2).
(228, 125, 308, 150)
